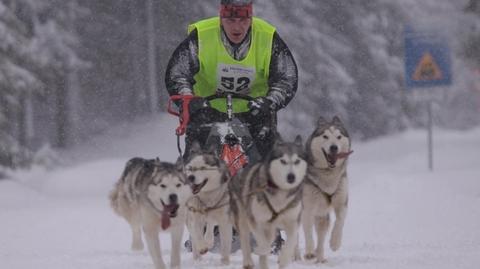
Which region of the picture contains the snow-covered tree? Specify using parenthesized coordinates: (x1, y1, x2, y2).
(0, 0, 84, 168)
(1, 0, 42, 168)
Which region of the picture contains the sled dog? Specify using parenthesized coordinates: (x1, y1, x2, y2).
(184, 142, 233, 265)
(231, 136, 307, 269)
(302, 116, 353, 263)
(109, 157, 191, 269)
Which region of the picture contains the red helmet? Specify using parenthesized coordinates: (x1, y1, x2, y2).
(220, 0, 253, 18)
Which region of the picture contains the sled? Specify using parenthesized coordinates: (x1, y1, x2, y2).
(168, 92, 261, 176)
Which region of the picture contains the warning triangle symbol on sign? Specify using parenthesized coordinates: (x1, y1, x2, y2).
(413, 52, 443, 81)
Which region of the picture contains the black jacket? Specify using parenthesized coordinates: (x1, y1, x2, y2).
(165, 26, 298, 110)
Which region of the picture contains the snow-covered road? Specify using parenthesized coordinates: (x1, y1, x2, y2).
(1, 115, 480, 269)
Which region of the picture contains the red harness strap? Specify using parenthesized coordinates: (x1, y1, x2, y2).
(167, 95, 200, 136)
(221, 143, 248, 176)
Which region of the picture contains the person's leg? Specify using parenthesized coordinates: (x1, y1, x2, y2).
(241, 112, 277, 159)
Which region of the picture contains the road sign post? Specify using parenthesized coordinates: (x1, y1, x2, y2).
(404, 26, 452, 172)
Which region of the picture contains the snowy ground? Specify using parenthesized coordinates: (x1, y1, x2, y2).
(1, 114, 480, 269)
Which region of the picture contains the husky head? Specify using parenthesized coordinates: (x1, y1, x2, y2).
(266, 135, 307, 191)
(307, 116, 352, 169)
(184, 141, 230, 194)
(142, 159, 190, 218)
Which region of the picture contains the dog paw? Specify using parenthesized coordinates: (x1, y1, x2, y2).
(304, 253, 316, 260)
(278, 255, 292, 268)
(317, 258, 328, 264)
(205, 235, 214, 249)
(131, 241, 144, 251)
(221, 257, 230, 265)
(199, 248, 209, 255)
(330, 237, 341, 251)
(243, 265, 254, 269)
(293, 251, 302, 261)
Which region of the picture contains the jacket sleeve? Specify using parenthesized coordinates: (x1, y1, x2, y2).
(164, 29, 200, 96)
(266, 32, 298, 110)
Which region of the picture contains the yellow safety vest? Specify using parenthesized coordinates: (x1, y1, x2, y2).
(188, 17, 275, 113)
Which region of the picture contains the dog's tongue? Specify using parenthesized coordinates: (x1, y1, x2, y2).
(160, 204, 179, 230)
(337, 150, 354, 159)
(161, 212, 171, 230)
(329, 150, 354, 165)
(329, 153, 338, 164)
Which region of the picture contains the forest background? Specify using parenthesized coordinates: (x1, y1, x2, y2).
(1, 0, 480, 170)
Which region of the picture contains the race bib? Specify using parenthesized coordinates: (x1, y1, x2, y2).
(217, 64, 255, 94)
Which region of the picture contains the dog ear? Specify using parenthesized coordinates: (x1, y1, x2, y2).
(143, 159, 153, 169)
(190, 140, 202, 154)
(174, 156, 184, 171)
(316, 116, 328, 126)
(274, 132, 284, 143)
(294, 135, 303, 147)
(206, 143, 218, 156)
(332, 115, 343, 125)
(332, 115, 350, 138)
(143, 159, 156, 176)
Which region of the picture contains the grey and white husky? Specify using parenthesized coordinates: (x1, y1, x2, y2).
(109, 158, 191, 269)
(231, 136, 307, 269)
(302, 116, 353, 263)
(183, 142, 233, 265)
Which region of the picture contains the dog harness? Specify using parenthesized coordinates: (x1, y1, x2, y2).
(261, 182, 303, 223)
(247, 163, 304, 224)
(304, 175, 334, 204)
(185, 165, 231, 214)
(305, 146, 352, 190)
(186, 185, 230, 215)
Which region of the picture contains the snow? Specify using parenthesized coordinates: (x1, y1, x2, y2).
(1, 115, 480, 269)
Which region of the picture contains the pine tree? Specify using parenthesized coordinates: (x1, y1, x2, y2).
(0, 0, 41, 168)
(0, 0, 83, 168)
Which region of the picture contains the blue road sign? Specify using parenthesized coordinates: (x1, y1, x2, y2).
(404, 26, 452, 88)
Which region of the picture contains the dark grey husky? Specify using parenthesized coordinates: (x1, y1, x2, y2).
(230, 136, 307, 269)
(109, 158, 191, 269)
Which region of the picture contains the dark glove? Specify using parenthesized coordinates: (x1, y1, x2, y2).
(248, 97, 275, 116)
(187, 97, 208, 114)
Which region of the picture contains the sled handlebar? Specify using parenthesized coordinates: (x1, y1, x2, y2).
(167, 93, 255, 136)
(203, 92, 254, 102)
(204, 92, 255, 121)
